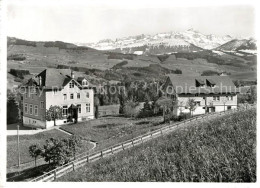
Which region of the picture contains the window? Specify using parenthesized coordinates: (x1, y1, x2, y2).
(63, 94, 67, 100)
(69, 82, 74, 88)
(213, 96, 220, 101)
(227, 96, 233, 101)
(77, 104, 81, 113)
(53, 88, 58, 95)
(86, 103, 90, 112)
(62, 105, 68, 116)
(34, 105, 38, 116)
(70, 93, 74, 99)
(195, 101, 201, 106)
(29, 104, 33, 115)
(77, 93, 80, 99)
(24, 103, 28, 114)
(86, 92, 89, 98)
(40, 101, 44, 109)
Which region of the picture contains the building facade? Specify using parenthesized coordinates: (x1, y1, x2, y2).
(163, 75, 239, 116)
(22, 69, 95, 129)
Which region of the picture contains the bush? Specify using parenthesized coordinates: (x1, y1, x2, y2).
(112, 61, 128, 69)
(9, 69, 30, 79)
(179, 112, 191, 120)
(201, 70, 219, 76)
(7, 54, 26, 61)
(40, 136, 82, 166)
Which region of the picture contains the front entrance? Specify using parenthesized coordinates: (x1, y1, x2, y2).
(68, 104, 78, 123)
(206, 107, 215, 113)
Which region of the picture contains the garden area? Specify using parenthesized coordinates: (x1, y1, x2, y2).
(60, 115, 167, 151)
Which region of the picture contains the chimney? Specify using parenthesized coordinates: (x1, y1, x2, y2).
(71, 71, 75, 79)
(39, 76, 42, 86)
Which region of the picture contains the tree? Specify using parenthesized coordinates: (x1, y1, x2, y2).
(248, 86, 257, 104)
(68, 135, 82, 160)
(155, 96, 177, 123)
(186, 99, 197, 117)
(46, 105, 63, 126)
(29, 144, 42, 167)
(94, 95, 100, 119)
(124, 99, 140, 118)
(7, 90, 19, 124)
(41, 136, 83, 166)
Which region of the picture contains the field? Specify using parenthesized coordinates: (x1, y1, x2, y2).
(60, 115, 166, 151)
(57, 108, 256, 182)
(7, 129, 93, 168)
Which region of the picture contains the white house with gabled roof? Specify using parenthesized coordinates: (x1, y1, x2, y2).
(22, 68, 95, 129)
(163, 74, 239, 116)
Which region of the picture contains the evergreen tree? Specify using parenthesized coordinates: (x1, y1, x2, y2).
(7, 91, 19, 124)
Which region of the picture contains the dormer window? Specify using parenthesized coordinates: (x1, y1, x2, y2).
(195, 79, 205, 87)
(206, 79, 216, 87)
(82, 79, 89, 86)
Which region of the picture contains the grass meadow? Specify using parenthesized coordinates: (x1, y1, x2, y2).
(57, 108, 256, 182)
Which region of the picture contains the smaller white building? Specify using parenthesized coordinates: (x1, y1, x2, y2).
(163, 74, 239, 116)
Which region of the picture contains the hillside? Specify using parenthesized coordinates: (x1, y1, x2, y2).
(215, 39, 257, 54)
(7, 36, 257, 89)
(57, 108, 256, 182)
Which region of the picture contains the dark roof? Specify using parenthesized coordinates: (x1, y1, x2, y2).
(25, 68, 93, 89)
(166, 74, 238, 94)
(77, 77, 86, 82)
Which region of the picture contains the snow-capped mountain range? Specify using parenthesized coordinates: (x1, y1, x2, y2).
(77, 29, 235, 53)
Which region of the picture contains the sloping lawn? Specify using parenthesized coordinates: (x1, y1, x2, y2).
(58, 108, 256, 182)
(7, 129, 68, 167)
(60, 116, 165, 150)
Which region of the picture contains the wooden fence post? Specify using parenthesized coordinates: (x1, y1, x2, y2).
(122, 144, 124, 150)
(101, 151, 103, 158)
(111, 147, 113, 154)
(54, 169, 56, 180)
(160, 128, 163, 135)
(87, 156, 89, 163)
(132, 139, 134, 147)
(141, 137, 143, 144)
(72, 162, 75, 171)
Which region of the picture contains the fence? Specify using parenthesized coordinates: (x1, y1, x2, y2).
(29, 106, 253, 182)
(30, 109, 243, 182)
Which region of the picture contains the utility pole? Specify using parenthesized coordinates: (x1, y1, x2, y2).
(17, 124, 20, 167)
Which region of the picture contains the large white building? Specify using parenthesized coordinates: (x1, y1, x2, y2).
(163, 74, 239, 116)
(22, 69, 95, 129)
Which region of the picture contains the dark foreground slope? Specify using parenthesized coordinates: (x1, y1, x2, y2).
(57, 108, 256, 182)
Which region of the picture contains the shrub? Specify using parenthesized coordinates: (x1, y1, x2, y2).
(9, 69, 30, 79)
(7, 54, 26, 61)
(201, 70, 219, 76)
(41, 136, 82, 166)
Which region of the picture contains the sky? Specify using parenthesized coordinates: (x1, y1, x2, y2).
(6, 0, 256, 43)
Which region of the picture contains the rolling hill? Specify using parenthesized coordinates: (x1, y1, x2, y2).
(7, 36, 257, 90)
(215, 39, 257, 54)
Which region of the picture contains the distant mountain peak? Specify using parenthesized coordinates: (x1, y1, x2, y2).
(77, 29, 238, 52)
